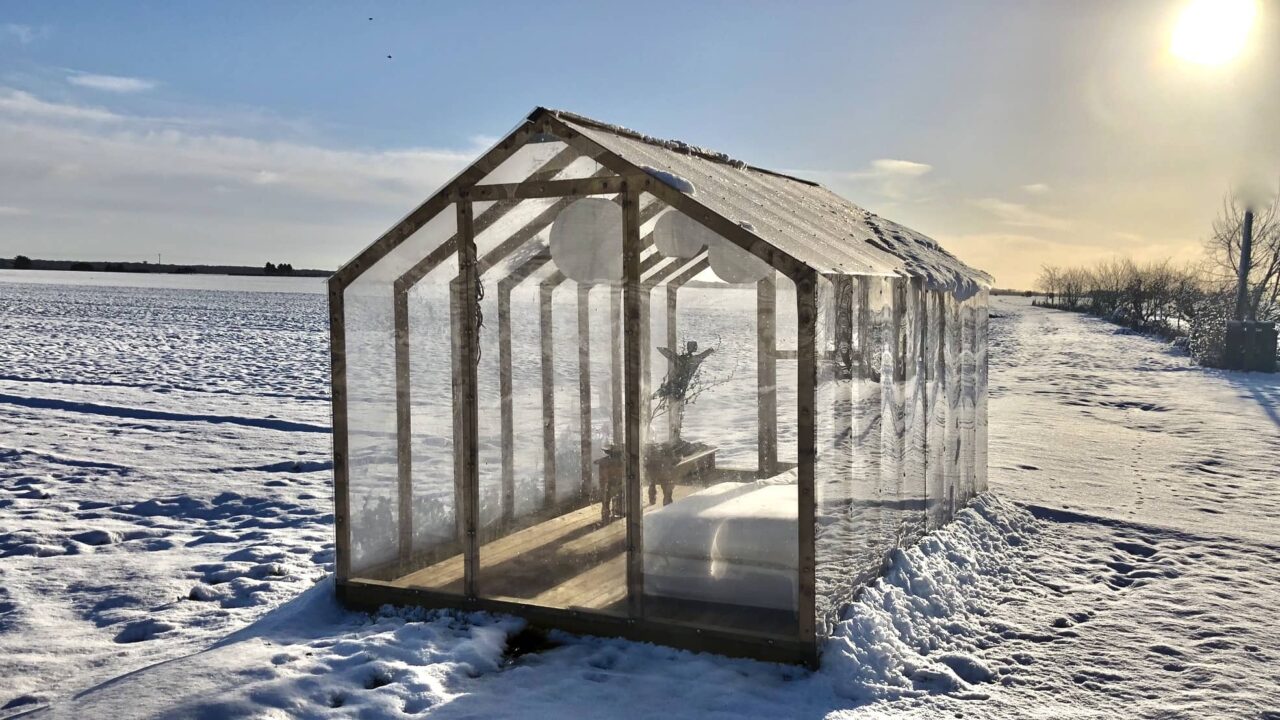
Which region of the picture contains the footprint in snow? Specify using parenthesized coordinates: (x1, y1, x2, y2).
(70, 529, 121, 546)
(113, 619, 176, 643)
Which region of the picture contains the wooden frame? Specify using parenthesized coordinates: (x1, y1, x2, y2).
(328, 106, 987, 668)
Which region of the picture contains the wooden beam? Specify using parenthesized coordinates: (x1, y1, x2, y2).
(327, 280, 352, 581)
(456, 201, 481, 599)
(665, 284, 678, 443)
(757, 277, 778, 476)
(540, 283, 558, 508)
(458, 175, 641, 201)
(667, 256, 710, 290)
(610, 287, 623, 447)
(498, 282, 515, 524)
(795, 272, 819, 647)
(578, 285, 594, 498)
(622, 181, 645, 618)
(644, 252, 706, 289)
(448, 278, 466, 548)
(394, 286, 413, 561)
(499, 251, 553, 291)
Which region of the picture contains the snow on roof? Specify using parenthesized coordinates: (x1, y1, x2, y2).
(543, 108, 992, 298)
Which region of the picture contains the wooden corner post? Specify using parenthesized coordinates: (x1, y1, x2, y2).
(328, 279, 352, 582)
(795, 272, 818, 653)
(622, 182, 645, 618)
(456, 201, 481, 599)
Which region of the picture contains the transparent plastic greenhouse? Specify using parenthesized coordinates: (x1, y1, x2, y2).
(328, 108, 991, 665)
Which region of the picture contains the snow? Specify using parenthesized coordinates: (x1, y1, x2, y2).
(641, 165, 697, 195)
(2, 276, 1279, 719)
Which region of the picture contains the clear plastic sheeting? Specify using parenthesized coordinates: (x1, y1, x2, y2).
(344, 206, 458, 582)
(813, 278, 986, 636)
(638, 207, 800, 636)
(470, 193, 630, 612)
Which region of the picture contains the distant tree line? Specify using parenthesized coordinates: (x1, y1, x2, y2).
(6, 256, 309, 277)
(1034, 189, 1279, 367)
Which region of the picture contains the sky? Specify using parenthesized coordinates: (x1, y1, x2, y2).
(0, 0, 1276, 288)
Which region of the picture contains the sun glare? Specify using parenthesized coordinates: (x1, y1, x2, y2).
(1171, 0, 1257, 66)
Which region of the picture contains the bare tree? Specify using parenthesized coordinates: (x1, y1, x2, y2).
(1204, 189, 1280, 321)
(1036, 265, 1061, 305)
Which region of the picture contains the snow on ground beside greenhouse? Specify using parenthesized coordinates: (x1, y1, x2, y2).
(1, 274, 1278, 718)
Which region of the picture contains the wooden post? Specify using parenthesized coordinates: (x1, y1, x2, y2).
(795, 272, 818, 648)
(540, 284, 557, 507)
(328, 280, 352, 582)
(610, 287, 623, 447)
(665, 284, 678, 443)
(757, 277, 778, 476)
(394, 286, 413, 561)
(622, 182, 645, 617)
(448, 279, 466, 544)
(498, 283, 515, 523)
(456, 201, 480, 599)
(831, 275, 854, 502)
(578, 285, 594, 498)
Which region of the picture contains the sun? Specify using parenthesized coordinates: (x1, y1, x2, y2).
(1170, 0, 1257, 66)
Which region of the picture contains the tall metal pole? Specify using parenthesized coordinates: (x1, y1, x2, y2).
(1235, 209, 1255, 322)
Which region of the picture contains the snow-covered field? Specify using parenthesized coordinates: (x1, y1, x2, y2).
(1, 271, 1277, 719)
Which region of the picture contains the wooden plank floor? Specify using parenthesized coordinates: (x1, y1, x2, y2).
(392, 484, 697, 607)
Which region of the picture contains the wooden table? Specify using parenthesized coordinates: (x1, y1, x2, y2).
(597, 444, 717, 522)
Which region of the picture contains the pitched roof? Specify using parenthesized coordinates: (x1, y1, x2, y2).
(544, 108, 991, 298)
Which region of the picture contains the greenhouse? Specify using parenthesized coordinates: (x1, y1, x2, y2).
(328, 107, 991, 666)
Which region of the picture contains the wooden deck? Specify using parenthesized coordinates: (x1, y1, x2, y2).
(392, 484, 698, 612)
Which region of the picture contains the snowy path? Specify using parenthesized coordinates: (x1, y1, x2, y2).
(2, 281, 1278, 718)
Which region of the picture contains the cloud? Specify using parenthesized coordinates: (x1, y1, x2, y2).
(467, 134, 501, 150)
(1022, 183, 1050, 195)
(0, 89, 123, 123)
(2, 23, 45, 45)
(801, 158, 935, 202)
(972, 197, 1070, 230)
(251, 170, 283, 185)
(0, 205, 30, 217)
(67, 73, 157, 94)
(0, 88, 477, 267)
(868, 159, 933, 177)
